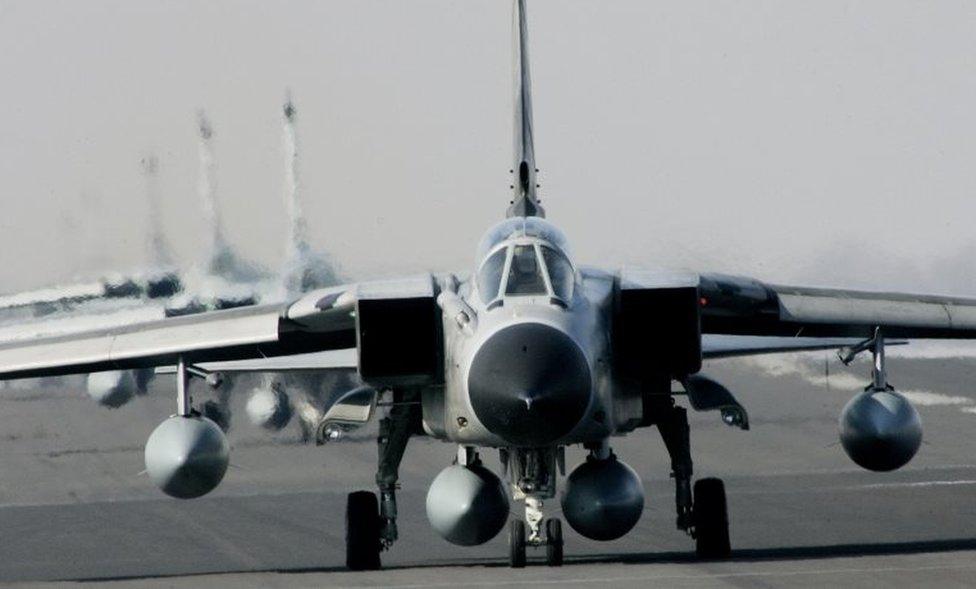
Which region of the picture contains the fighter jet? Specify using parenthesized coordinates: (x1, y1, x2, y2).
(0, 101, 339, 411)
(0, 0, 974, 571)
(0, 154, 181, 324)
(0, 98, 334, 329)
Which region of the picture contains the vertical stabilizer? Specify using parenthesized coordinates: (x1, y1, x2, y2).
(197, 111, 228, 272)
(282, 93, 309, 270)
(507, 0, 545, 218)
(141, 153, 172, 267)
(280, 94, 339, 294)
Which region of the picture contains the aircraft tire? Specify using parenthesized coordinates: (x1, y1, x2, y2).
(509, 520, 527, 568)
(346, 490, 381, 571)
(545, 518, 563, 567)
(693, 478, 731, 559)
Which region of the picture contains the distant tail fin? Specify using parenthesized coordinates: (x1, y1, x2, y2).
(282, 93, 308, 262)
(280, 93, 339, 293)
(507, 0, 545, 218)
(141, 153, 172, 267)
(197, 110, 229, 271)
(196, 111, 263, 283)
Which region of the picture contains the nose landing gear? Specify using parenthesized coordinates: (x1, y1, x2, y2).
(503, 447, 565, 567)
(508, 513, 564, 567)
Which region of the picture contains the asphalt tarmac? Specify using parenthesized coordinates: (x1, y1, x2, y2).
(2, 351, 976, 588)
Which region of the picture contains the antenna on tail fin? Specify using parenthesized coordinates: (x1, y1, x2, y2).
(507, 0, 545, 218)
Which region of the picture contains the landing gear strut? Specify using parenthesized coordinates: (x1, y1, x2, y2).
(344, 389, 421, 571)
(502, 447, 565, 567)
(649, 394, 731, 559)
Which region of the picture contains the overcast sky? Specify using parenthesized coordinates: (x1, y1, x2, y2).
(0, 1, 974, 294)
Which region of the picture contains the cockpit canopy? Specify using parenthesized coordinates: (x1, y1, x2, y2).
(476, 217, 571, 261)
(475, 218, 575, 305)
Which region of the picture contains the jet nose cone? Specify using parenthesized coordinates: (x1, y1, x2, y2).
(468, 323, 591, 446)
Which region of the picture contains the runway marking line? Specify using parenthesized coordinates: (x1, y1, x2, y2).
(326, 561, 976, 589)
(848, 479, 976, 490)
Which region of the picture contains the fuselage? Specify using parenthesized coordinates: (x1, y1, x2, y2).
(430, 217, 644, 448)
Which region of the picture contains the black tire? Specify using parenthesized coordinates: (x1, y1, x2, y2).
(346, 491, 381, 571)
(545, 518, 563, 567)
(509, 520, 527, 568)
(693, 478, 731, 559)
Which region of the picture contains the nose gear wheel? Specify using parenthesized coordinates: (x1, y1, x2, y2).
(545, 518, 563, 566)
(509, 520, 526, 568)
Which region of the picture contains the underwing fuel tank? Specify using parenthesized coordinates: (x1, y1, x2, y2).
(561, 454, 644, 541)
(86, 369, 153, 408)
(839, 389, 922, 472)
(425, 463, 509, 546)
(144, 415, 229, 499)
(245, 385, 292, 431)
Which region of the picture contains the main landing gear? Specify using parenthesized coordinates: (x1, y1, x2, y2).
(345, 390, 421, 571)
(648, 395, 731, 559)
(343, 390, 729, 569)
(503, 447, 565, 567)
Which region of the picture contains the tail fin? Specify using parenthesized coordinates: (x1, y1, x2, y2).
(280, 93, 340, 293)
(282, 92, 309, 267)
(507, 0, 545, 218)
(196, 111, 263, 283)
(197, 110, 229, 271)
(140, 153, 172, 267)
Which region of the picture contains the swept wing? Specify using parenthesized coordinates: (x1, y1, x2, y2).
(700, 273, 976, 339)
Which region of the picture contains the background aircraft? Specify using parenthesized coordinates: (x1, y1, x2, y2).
(0, 98, 334, 333)
(0, 99, 339, 432)
(0, 0, 974, 573)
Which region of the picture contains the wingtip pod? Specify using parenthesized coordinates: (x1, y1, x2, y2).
(507, 0, 545, 219)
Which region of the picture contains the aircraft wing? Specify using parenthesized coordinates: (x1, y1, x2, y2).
(700, 335, 878, 359)
(154, 349, 359, 374)
(0, 274, 442, 380)
(699, 273, 976, 339)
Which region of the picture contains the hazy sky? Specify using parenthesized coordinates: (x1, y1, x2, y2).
(1, 1, 975, 294)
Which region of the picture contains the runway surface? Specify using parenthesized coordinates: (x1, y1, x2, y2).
(2, 352, 976, 587)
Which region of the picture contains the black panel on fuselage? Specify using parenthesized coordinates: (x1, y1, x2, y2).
(615, 286, 702, 380)
(358, 297, 442, 385)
